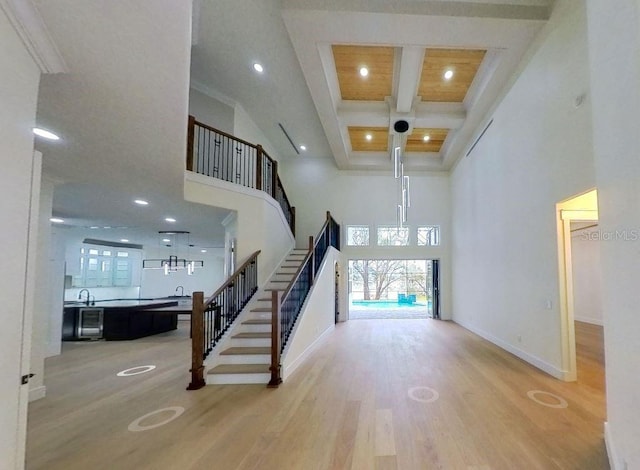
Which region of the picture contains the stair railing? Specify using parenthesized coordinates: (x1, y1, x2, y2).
(269, 212, 340, 387)
(186, 116, 295, 236)
(187, 250, 260, 390)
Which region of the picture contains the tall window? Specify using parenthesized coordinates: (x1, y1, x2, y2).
(346, 225, 370, 246)
(74, 247, 135, 287)
(417, 226, 440, 246)
(377, 226, 409, 246)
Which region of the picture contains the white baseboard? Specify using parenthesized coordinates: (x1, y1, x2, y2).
(454, 319, 567, 380)
(282, 325, 334, 381)
(604, 422, 622, 470)
(29, 385, 46, 402)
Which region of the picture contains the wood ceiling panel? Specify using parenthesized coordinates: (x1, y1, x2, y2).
(405, 128, 449, 153)
(333, 45, 395, 101)
(348, 127, 390, 152)
(418, 49, 486, 103)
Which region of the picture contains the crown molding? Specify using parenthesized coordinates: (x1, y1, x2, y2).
(0, 0, 67, 73)
(190, 79, 237, 108)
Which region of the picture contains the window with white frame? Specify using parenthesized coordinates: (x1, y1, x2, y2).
(74, 246, 135, 287)
(377, 226, 409, 246)
(346, 225, 370, 246)
(417, 226, 440, 246)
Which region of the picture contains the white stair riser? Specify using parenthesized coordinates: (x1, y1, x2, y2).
(207, 373, 271, 385)
(230, 337, 270, 347)
(218, 354, 270, 364)
(240, 324, 271, 333)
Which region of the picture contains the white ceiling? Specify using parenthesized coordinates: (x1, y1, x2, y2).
(31, 0, 553, 251)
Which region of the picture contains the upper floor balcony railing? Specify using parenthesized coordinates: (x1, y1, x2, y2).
(186, 116, 295, 236)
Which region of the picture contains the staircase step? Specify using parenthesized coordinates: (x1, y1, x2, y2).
(208, 364, 270, 375)
(250, 307, 272, 312)
(233, 332, 271, 339)
(257, 297, 271, 301)
(269, 280, 290, 284)
(221, 346, 270, 355)
(242, 318, 271, 325)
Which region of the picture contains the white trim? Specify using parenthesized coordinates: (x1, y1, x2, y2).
(282, 325, 334, 381)
(221, 211, 236, 228)
(190, 80, 237, 108)
(454, 319, 568, 380)
(185, 171, 295, 245)
(28, 385, 46, 402)
(604, 422, 621, 470)
(0, 0, 67, 73)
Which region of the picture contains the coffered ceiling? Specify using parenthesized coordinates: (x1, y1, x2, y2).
(281, 0, 552, 171)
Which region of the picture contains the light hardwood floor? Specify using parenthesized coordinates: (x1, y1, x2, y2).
(26, 319, 608, 469)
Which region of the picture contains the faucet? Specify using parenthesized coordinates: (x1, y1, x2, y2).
(89, 295, 96, 306)
(175, 285, 184, 297)
(78, 288, 91, 305)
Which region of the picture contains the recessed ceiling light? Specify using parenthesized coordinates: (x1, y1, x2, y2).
(423, 135, 430, 142)
(89, 226, 99, 229)
(103, 226, 111, 229)
(253, 63, 264, 73)
(120, 239, 129, 243)
(33, 127, 60, 140)
(201, 249, 207, 253)
(359, 67, 369, 77)
(300, 145, 307, 151)
(162, 238, 171, 243)
(165, 217, 176, 223)
(365, 134, 372, 141)
(134, 199, 148, 206)
(444, 69, 454, 80)
(50, 217, 64, 223)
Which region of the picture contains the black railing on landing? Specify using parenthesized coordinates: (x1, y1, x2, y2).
(186, 116, 295, 236)
(268, 212, 340, 387)
(187, 250, 260, 391)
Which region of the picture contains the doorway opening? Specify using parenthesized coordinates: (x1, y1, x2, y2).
(347, 259, 440, 320)
(556, 189, 605, 388)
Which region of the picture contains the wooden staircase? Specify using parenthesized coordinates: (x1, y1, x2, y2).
(205, 248, 308, 384)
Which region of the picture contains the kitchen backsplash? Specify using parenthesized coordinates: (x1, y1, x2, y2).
(64, 286, 141, 302)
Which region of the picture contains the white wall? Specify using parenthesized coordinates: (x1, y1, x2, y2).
(586, 0, 640, 467)
(450, 0, 595, 379)
(48, 225, 66, 357)
(233, 104, 280, 161)
(189, 87, 234, 134)
(29, 178, 56, 402)
(0, 7, 41, 468)
(184, 172, 295, 285)
(282, 247, 340, 379)
(570, 227, 603, 325)
(279, 158, 453, 319)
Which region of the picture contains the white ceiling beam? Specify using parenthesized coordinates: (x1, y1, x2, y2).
(396, 46, 425, 113)
(337, 101, 466, 129)
(337, 101, 390, 127)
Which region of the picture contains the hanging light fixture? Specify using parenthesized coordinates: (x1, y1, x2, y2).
(142, 231, 204, 275)
(392, 120, 411, 229)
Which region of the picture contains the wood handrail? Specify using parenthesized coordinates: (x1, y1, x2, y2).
(187, 116, 293, 235)
(268, 289, 282, 387)
(203, 250, 261, 307)
(192, 117, 278, 167)
(192, 117, 257, 150)
(187, 291, 206, 390)
(281, 211, 334, 299)
(186, 115, 195, 171)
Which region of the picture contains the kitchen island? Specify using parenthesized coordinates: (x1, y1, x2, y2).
(63, 297, 192, 341)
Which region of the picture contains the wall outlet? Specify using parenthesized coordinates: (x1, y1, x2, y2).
(545, 299, 552, 310)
